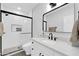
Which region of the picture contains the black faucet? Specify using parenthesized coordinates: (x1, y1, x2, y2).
(48, 33, 57, 41)
(48, 33, 53, 40)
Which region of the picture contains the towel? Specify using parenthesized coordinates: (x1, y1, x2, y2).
(70, 20, 79, 42)
(48, 27, 57, 32)
(0, 22, 4, 36)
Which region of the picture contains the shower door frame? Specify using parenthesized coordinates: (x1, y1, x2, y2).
(1, 10, 33, 56)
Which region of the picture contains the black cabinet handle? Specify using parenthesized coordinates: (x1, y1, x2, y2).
(42, 55, 44, 56)
(39, 53, 44, 56)
(32, 48, 34, 50)
(32, 42, 34, 44)
(48, 36, 50, 39)
(39, 53, 42, 56)
(54, 37, 56, 41)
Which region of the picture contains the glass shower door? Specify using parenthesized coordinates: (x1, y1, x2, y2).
(2, 12, 32, 55)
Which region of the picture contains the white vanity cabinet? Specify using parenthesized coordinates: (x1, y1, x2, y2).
(31, 40, 65, 56)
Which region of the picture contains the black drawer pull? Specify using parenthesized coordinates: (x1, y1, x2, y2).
(32, 42, 34, 44)
(32, 48, 34, 50)
(42, 55, 44, 56)
(39, 53, 42, 56)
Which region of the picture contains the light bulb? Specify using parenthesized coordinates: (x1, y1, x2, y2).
(17, 7, 21, 10)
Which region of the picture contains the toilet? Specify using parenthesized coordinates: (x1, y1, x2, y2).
(22, 42, 31, 55)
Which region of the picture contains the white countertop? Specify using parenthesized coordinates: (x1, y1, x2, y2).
(32, 38, 79, 56)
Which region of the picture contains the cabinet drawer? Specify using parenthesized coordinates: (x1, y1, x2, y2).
(41, 45, 55, 56)
(33, 41, 54, 56)
(31, 41, 65, 56)
(31, 41, 42, 56)
(31, 46, 40, 56)
(42, 46, 65, 56)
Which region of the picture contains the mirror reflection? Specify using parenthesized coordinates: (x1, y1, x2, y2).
(43, 3, 75, 33)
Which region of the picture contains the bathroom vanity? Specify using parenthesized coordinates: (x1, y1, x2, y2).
(31, 38, 79, 56)
(31, 3, 79, 56)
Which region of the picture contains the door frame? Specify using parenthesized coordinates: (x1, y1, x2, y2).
(0, 3, 2, 56)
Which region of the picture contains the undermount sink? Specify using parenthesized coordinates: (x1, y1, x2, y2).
(38, 37, 71, 46)
(35, 37, 71, 46)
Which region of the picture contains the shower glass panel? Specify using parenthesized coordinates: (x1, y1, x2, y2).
(2, 12, 32, 55)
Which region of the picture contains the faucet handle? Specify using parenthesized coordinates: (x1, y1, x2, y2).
(48, 36, 50, 39)
(54, 37, 57, 41)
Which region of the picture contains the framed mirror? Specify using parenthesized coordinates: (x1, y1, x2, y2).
(43, 3, 75, 33)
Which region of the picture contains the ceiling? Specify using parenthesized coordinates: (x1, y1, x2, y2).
(1, 3, 39, 16)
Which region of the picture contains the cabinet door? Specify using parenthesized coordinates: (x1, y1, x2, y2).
(31, 41, 65, 56)
(34, 42, 55, 56)
(31, 41, 41, 56)
(32, 41, 54, 56)
(31, 47, 39, 56)
(41, 45, 55, 56)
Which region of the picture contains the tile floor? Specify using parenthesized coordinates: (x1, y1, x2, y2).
(12, 51, 31, 56)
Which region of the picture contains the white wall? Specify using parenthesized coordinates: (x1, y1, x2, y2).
(74, 4, 79, 21)
(45, 4, 74, 32)
(32, 3, 48, 37)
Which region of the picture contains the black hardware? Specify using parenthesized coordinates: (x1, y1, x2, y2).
(48, 33, 53, 40)
(48, 36, 50, 39)
(1, 10, 32, 19)
(54, 37, 57, 41)
(5, 13, 8, 16)
(49, 3, 57, 8)
(42, 55, 44, 56)
(32, 48, 34, 50)
(32, 42, 34, 44)
(39, 53, 42, 56)
(77, 11, 79, 39)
